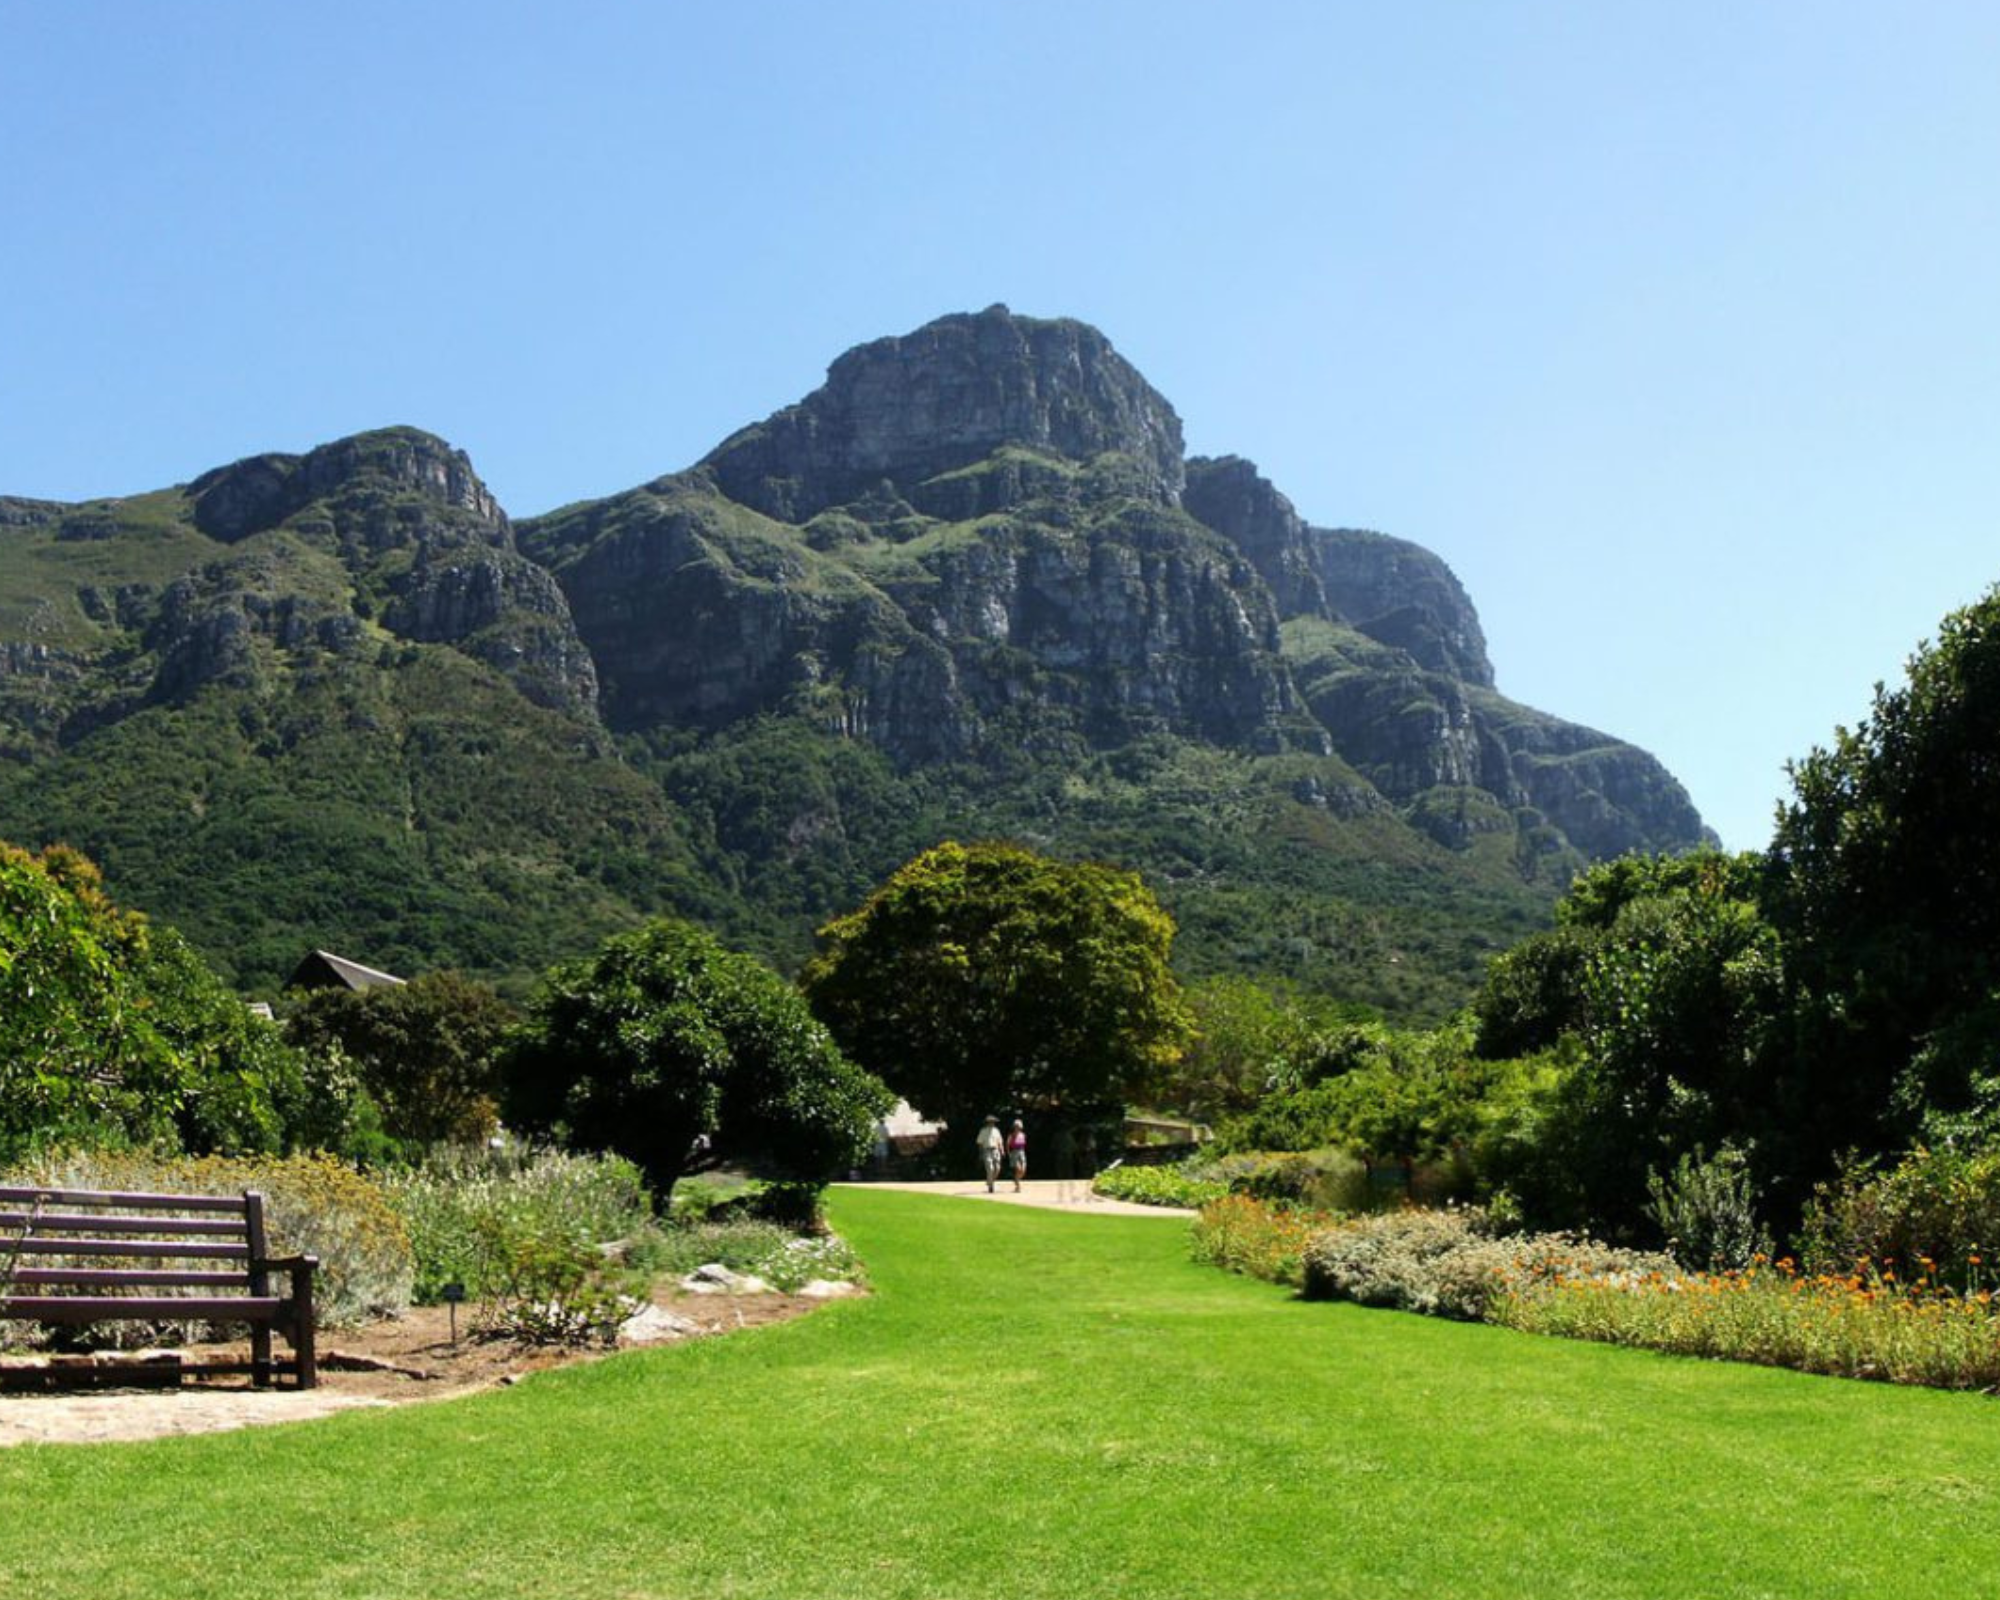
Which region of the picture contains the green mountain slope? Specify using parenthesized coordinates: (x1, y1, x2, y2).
(0, 311, 1710, 1015)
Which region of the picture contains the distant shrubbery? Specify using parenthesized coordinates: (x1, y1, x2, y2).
(1091, 1165, 1226, 1210)
(1191, 1192, 2000, 1393)
(1489, 1255, 2000, 1392)
(1300, 1207, 1669, 1323)
(1797, 1143, 2000, 1287)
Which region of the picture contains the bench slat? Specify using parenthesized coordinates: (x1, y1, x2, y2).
(9, 1268, 255, 1289)
(0, 1237, 251, 1260)
(0, 1185, 245, 1213)
(0, 1295, 285, 1323)
(0, 1211, 248, 1237)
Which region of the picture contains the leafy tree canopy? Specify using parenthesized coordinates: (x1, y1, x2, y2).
(500, 919, 892, 1203)
(1772, 587, 2000, 1139)
(285, 972, 518, 1148)
(801, 841, 1194, 1131)
(1159, 975, 1374, 1123)
(0, 842, 317, 1159)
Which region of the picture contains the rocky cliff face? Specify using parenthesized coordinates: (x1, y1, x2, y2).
(190, 428, 505, 544)
(702, 305, 1187, 522)
(529, 309, 1705, 865)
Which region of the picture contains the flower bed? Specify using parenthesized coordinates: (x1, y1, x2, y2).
(1490, 1255, 2000, 1391)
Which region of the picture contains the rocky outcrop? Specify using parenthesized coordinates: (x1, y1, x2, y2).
(381, 552, 599, 717)
(1183, 456, 1328, 620)
(871, 503, 1302, 752)
(530, 457, 1310, 764)
(1183, 454, 1492, 686)
(702, 305, 1186, 522)
(190, 427, 505, 545)
(147, 556, 364, 703)
(1310, 526, 1493, 687)
(0, 497, 66, 528)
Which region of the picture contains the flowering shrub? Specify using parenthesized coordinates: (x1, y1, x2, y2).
(1191, 1195, 1336, 1286)
(1301, 1207, 1670, 1322)
(5, 1148, 414, 1329)
(382, 1146, 652, 1304)
(1491, 1256, 2000, 1391)
(1798, 1144, 2000, 1288)
(1092, 1164, 1227, 1209)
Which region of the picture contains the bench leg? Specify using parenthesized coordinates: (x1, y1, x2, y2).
(291, 1261, 318, 1390)
(250, 1322, 273, 1388)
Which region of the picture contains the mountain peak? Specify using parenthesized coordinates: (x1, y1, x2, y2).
(189, 426, 501, 542)
(700, 308, 1185, 521)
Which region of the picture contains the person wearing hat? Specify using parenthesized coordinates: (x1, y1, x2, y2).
(976, 1115, 1005, 1192)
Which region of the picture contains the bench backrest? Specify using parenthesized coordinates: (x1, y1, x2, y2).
(0, 1184, 276, 1319)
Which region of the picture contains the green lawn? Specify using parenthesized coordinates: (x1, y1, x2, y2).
(4, 1189, 1999, 1598)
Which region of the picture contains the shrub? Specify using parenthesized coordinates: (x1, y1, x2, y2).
(1798, 1143, 2000, 1287)
(1191, 1195, 1336, 1286)
(472, 1222, 638, 1347)
(1092, 1164, 1227, 1209)
(1206, 1149, 1372, 1212)
(382, 1145, 653, 1304)
(1300, 1207, 1670, 1322)
(1645, 1144, 1773, 1270)
(5, 1148, 414, 1330)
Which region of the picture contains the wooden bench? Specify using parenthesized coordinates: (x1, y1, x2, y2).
(0, 1184, 318, 1389)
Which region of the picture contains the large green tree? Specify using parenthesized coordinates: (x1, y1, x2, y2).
(286, 972, 517, 1148)
(800, 841, 1193, 1134)
(500, 919, 892, 1204)
(1468, 851, 1791, 1235)
(1771, 587, 2000, 1146)
(0, 843, 319, 1158)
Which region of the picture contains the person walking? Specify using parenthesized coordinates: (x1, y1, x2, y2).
(976, 1115, 1005, 1192)
(1007, 1118, 1028, 1192)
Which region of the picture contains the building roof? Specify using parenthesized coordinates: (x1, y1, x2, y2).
(286, 949, 407, 993)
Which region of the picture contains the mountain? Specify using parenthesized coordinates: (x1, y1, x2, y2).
(0, 307, 1711, 1012)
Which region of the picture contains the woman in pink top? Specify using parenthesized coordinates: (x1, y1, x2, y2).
(1007, 1118, 1027, 1192)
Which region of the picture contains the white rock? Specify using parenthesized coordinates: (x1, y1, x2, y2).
(617, 1306, 699, 1346)
(796, 1279, 860, 1300)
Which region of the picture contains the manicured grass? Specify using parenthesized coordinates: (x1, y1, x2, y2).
(4, 1190, 2000, 1597)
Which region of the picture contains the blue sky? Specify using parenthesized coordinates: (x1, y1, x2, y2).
(5, 3, 1997, 852)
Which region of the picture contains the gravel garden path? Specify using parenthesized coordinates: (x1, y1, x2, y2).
(841, 1177, 1195, 1217)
